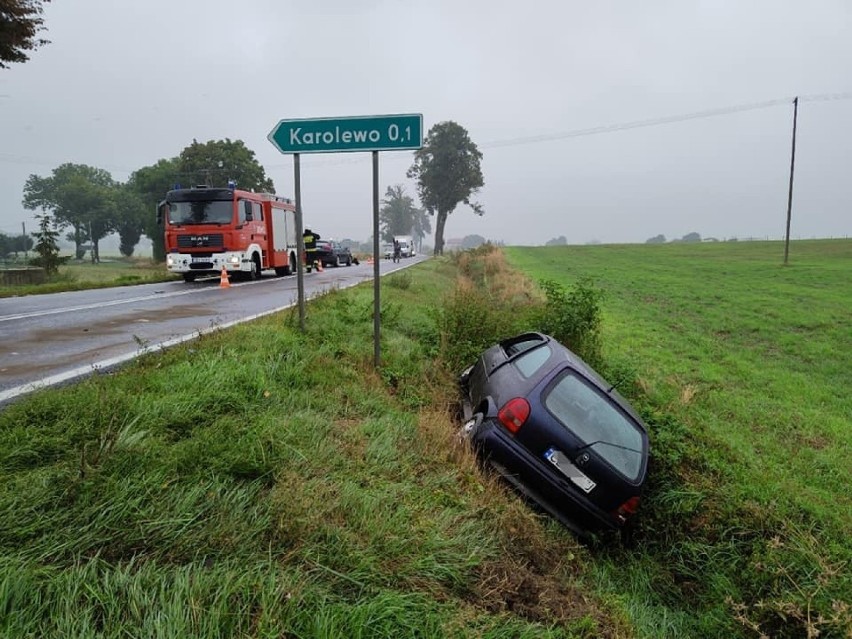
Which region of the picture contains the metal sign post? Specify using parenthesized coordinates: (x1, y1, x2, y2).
(267, 113, 423, 366)
(293, 153, 306, 330)
(372, 151, 381, 367)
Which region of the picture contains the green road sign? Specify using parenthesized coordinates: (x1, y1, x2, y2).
(268, 114, 423, 154)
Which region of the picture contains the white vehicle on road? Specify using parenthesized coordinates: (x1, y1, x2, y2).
(393, 235, 415, 258)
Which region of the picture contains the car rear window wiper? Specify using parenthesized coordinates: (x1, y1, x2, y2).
(573, 440, 643, 455)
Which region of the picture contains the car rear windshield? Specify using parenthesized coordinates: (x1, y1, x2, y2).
(544, 371, 645, 480)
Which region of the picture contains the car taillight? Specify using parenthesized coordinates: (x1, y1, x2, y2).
(498, 398, 530, 434)
(612, 495, 641, 525)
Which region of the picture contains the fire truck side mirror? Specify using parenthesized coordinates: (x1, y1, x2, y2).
(156, 201, 167, 226)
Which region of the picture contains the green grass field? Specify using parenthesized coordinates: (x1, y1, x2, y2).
(0, 240, 849, 637)
(505, 240, 851, 637)
(0, 258, 175, 298)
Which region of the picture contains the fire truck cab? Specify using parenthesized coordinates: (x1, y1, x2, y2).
(160, 185, 299, 282)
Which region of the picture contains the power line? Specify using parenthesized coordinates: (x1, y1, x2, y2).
(2, 93, 849, 173)
(800, 91, 852, 102)
(266, 92, 851, 168)
(481, 93, 852, 151)
(480, 98, 792, 149)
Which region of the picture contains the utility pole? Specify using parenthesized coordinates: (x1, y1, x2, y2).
(22, 221, 27, 259)
(783, 96, 798, 265)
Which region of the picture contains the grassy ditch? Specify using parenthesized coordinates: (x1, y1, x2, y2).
(0, 258, 629, 638)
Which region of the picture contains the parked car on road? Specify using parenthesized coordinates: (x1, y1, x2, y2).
(382, 244, 394, 259)
(459, 332, 649, 537)
(313, 240, 353, 267)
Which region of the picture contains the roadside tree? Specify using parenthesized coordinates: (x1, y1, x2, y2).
(379, 184, 421, 242)
(407, 121, 484, 255)
(30, 211, 62, 274)
(0, 0, 51, 68)
(128, 158, 181, 262)
(22, 163, 115, 260)
(110, 184, 148, 257)
(461, 234, 487, 249)
(178, 139, 274, 193)
(411, 208, 432, 253)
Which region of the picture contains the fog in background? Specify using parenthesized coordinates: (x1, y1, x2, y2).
(2, 0, 850, 249)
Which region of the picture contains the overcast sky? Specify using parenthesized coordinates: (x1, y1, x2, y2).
(2, 0, 850, 247)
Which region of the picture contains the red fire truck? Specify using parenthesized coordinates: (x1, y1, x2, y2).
(158, 185, 299, 282)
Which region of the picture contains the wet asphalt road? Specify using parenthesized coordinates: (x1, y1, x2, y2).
(0, 256, 427, 405)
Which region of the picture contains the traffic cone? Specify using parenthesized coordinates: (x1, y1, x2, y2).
(219, 267, 231, 288)
(316, 260, 324, 272)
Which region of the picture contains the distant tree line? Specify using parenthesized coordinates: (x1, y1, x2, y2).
(646, 232, 702, 244)
(20, 120, 487, 264)
(0, 231, 33, 259)
(22, 139, 274, 262)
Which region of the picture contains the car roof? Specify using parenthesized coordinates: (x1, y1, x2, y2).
(498, 332, 647, 431)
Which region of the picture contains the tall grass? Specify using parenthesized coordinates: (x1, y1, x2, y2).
(0, 257, 627, 638)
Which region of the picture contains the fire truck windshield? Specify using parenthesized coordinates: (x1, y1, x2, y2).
(168, 199, 233, 225)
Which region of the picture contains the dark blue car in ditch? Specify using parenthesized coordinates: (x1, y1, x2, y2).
(459, 332, 649, 537)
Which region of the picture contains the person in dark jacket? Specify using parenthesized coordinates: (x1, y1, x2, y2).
(303, 228, 320, 272)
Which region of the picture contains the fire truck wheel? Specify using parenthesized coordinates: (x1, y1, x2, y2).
(278, 252, 296, 276)
(250, 255, 262, 280)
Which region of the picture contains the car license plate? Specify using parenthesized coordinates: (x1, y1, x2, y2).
(544, 448, 596, 493)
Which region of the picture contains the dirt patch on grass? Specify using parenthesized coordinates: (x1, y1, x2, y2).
(792, 431, 831, 450)
(469, 558, 628, 637)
